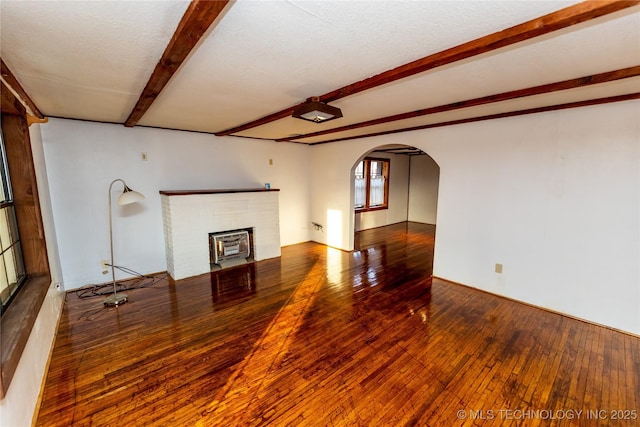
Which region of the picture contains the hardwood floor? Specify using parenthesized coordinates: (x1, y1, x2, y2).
(36, 222, 640, 426)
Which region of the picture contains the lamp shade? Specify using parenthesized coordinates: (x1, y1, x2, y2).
(117, 185, 145, 205)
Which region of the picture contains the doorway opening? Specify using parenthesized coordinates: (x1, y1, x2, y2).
(350, 144, 440, 274)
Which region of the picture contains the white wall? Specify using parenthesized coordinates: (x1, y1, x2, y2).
(310, 100, 640, 335)
(40, 118, 311, 290)
(408, 154, 439, 224)
(355, 153, 410, 231)
(310, 139, 371, 250)
(0, 124, 64, 427)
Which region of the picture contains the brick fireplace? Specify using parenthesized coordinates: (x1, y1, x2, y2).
(160, 188, 281, 280)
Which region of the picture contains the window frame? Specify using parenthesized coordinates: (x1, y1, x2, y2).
(354, 157, 390, 213)
(0, 89, 51, 399)
(0, 134, 27, 315)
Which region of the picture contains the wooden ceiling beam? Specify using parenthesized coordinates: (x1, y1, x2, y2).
(215, 0, 639, 137)
(278, 65, 640, 142)
(309, 93, 640, 145)
(125, 0, 230, 127)
(1, 58, 44, 118)
(1, 80, 26, 116)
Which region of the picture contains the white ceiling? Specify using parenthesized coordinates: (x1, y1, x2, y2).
(1, 0, 639, 145)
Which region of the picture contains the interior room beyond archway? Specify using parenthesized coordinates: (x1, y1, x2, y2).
(352, 144, 440, 234)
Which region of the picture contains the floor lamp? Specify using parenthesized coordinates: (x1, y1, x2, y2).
(104, 178, 145, 307)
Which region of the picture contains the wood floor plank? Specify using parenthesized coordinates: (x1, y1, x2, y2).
(35, 222, 640, 426)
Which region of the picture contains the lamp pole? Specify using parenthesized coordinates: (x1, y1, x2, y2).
(104, 179, 144, 307)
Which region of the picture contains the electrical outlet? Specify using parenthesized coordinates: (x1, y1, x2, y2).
(101, 259, 109, 274)
(495, 263, 503, 274)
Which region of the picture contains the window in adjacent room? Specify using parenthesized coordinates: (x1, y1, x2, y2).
(0, 131, 26, 316)
(354, 157, 390, 212)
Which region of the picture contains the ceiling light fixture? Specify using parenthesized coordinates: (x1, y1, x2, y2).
(292, 97, 343, 123)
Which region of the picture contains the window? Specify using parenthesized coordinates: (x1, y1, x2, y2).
(0, 131, 26, 315)
(354, 157, 390, 212)
(1, 84, 51, 399)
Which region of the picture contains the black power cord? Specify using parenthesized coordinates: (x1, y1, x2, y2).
(73, 265, 167, 300)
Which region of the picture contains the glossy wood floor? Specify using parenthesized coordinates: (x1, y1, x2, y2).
(37, 222, 640, 426)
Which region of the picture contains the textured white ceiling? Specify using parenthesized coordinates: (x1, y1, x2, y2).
(1, 0, 638, 144)
(1, 0, 190, 122)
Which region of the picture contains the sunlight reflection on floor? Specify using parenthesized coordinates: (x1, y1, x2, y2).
(201, 260, 328, 425)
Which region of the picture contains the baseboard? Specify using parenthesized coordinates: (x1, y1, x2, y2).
(433, 276, 640, 339)
(355, 220, 436, 233)
(66, 270, 169, 293)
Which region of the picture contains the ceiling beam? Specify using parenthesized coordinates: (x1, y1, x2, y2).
(215, 0, 639, 137)
(124, 0, 230, 128)
(373, 147, 425, 156)
(278, 65, 640, 142)
(1, 80, 26, 116)
(1, 58, 44, 119)
(309, 92, 640, 145)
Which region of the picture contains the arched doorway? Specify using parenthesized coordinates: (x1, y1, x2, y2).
(350, 144, 440, 273)
(351, 144, 440, 232)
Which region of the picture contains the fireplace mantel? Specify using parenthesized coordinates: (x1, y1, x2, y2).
(160, 189, 281, 280)
(160, 188, 280, 196)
